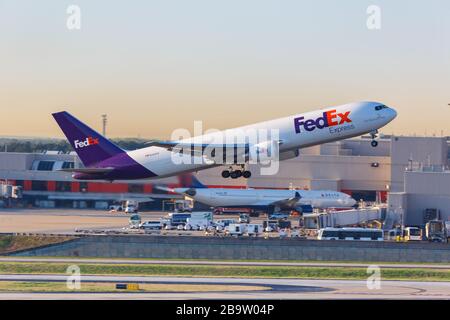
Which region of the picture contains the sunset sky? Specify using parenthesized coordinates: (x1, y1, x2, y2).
(1, 0, 449, 139)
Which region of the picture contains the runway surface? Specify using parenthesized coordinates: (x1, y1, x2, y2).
(0, 274, 449, 299)
(1, 257, 449, 270)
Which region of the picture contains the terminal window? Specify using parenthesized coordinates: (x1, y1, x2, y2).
(37, 161, 55, 171)
(62, 162, 74, 169)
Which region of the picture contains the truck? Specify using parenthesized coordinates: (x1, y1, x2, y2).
(239, 213, 250, 223)
(167, 212, 192, 226)
(185, 212, 213, 230)
(425, 220, 447, 243)
(215, 219, 238, 228)
(213, 207, 259, 217)
(446, 222, 450, 241)
(124, 200, 139, 213)
(128, 213, 141, 229)
(174, 199, 193, 212)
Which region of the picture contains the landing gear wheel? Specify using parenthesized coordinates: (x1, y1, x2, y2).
(242, 171, 252, 179)
(221, 170, 230, 178)
(371, 140, 378, 147)
(230, 171, 241, 179)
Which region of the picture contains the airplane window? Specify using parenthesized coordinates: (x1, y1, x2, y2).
(374, 105, 388, 111)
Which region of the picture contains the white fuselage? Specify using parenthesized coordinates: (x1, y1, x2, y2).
(174, 188, 356, 209)
(126, 101, 396, 178)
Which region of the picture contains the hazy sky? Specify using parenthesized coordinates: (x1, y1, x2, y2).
(1, 0, 449, 139)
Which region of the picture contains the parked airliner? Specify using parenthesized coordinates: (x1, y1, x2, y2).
(52, 101, 396, 181)
(161, 175, 357, 211)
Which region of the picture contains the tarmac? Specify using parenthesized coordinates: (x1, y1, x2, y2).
(0, 274, 449, 299)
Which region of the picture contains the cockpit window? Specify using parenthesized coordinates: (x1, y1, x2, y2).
(374, 105, 388, 111)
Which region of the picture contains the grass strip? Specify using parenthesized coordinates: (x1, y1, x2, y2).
(0, 281, 268, 293)
(0, 235, 74, 255)
(0, 262, 449, 281)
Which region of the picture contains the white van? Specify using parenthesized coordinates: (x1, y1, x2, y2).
(139, 220, 161, 230)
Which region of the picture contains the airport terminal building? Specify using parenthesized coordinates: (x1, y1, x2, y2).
(0, 135, 449, 226)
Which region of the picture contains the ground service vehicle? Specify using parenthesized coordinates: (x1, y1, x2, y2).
(425, 221, 447, 243)
(125, 200, 138, 213)
(168, 213, 192, 226)
(174, 199, 193, 212)
(109, 204, 123, 212)
(239, 213, 250, 223)
(215, 219, 238, 228)
(226, 224, 246, 236)
(269, 213, 289, 220)
(245, 224, 263, 236)
(446, 221, 450, 241)
(140, 220, 161, 230)
(128, 214, 141, 228)
(404, 227, 422, 241)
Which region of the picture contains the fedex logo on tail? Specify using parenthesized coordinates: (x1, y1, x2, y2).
(294, 109, 352, 134)
(74, 137, 99, 149)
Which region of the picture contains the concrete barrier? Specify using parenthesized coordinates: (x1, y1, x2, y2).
(9, 235, 450, 262)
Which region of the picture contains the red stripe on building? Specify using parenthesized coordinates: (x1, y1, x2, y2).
(23, 180, 32, 191)
(341, 189, 353, 196)
(47, 181, 56, 192)
(379, 191, 387, 203)
(143, 184, 153, 193)
(87, 182, 128, 193)
(71, 182, 80, 192)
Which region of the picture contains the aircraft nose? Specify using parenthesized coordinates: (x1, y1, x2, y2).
(347, 198, 357, 207)
(388, 107, 397, 120)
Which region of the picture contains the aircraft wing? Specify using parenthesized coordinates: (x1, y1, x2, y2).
(269, 192, 302, 208)
(146, 140, 248, 151)
(146, 140, 250, 161)
(146, 139, 282, 164)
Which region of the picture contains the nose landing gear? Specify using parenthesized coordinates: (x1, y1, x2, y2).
(370, 130, 379, 147)
(221, 165, 252, 179)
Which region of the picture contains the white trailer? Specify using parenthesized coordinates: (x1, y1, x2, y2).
(226, 223, 246, 236)
(245, 224, 263, 237)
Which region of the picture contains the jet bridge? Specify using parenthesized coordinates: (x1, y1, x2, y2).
(302, 206, 386, 229)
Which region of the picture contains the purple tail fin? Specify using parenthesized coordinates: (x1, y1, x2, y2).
(52, 111, 124, 167)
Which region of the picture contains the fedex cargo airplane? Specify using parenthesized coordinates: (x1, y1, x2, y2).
(163, 175, 357, 211)
(52, 101, 396, 181)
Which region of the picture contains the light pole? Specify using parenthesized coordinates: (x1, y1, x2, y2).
(101, 114, 107, 137)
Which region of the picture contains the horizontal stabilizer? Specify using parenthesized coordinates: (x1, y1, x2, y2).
(58, 168, 115, 174)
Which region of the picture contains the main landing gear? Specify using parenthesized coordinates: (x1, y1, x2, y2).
(221, 165, 252, 179)
(370, 130, 379, 147)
